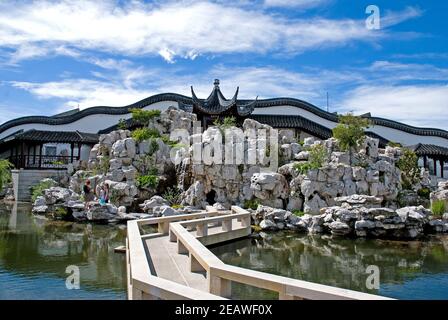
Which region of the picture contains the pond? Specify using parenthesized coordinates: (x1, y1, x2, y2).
(0, 202, 127, 300)
(2, 202, 448, 300)
(210, 231, 448, 300)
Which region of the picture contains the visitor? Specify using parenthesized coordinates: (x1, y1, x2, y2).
(103, 183, 110, 203)
(83, 179, 95, 210)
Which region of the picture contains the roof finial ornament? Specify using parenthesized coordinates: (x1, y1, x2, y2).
(213, 79, 220, 87)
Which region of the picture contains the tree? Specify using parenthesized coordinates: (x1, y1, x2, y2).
(130, 108, 161, 127)
(332, 113, 371, 164)
(396, 148, 420, 190)
(0, 159, 13, 192)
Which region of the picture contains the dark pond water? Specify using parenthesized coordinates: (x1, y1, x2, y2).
(211, 231, 448, 300)
(2, 202, 448, 300)
(0, 202, 127, 300)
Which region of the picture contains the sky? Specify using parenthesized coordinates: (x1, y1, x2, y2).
(0, 0, 447, 129)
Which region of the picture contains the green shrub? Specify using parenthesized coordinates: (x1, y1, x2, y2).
(31, 179, 57, 202)
(294, 162, 313, 175)
(160, 135, 184, 148)
(431, 200, 446, 217)
(293, 144, 328, 174)
(92, 156, 110, 176)
(132, 128, 161, 142)
(213, 116, 237, 134)
(387, 141, 402, 148)
(130, 108, 161, 126)
(417, 187, 431, 199)
(117, 118, 128, 130)
(332, 113, 371, 165)
(292, 210, 305, 217)
(163, 187, 183, 206)
(244, 199, 260, 210)
(0, 159, 13, 191)
(148, 138, 159, 154)
(396, 148, 420, 190)
(54, 207, 68, 219)
(137, 175, 159, 189)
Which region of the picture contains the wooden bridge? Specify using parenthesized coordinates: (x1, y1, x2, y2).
(126, 206, 393, 300)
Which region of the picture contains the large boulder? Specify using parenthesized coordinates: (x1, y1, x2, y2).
(139, 195, 170, 213)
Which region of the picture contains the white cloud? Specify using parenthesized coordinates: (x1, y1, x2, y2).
(264, 0, 329, 9)
(381, 6, 423, 28)
(10, 79, 154, 111)
(339, 85, 448, 129)
(0, 1, 419, 63)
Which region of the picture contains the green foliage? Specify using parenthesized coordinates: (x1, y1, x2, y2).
(162, 187, 183, 206)
(431, 200, 446, 217)
(396, 148, 420, 190)
(387, 141, 402, 148)
(160, 135, 184, 148)
(92, 156, 110, 176)
(131, 127, 161, 142)
(31, 179, 56, 202)
(137, 174, 159, 189)
(213, 116, 237, 133)
(294, 162, 314, 175)
(130, 108, 161, 126)
(54, 206, 68, 219)
(293, 144, 328, 174)
(292, 210, 305, 217)
(117, 118, 128, 130)
(244, 199, 260, 210)
(0, 159, 13, 191)
(332, 113, 371, 152)
(417, 187, 431, 199)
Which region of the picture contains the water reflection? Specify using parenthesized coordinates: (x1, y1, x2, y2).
(211, 232, 448, 300)
(0, 202, 126, 300)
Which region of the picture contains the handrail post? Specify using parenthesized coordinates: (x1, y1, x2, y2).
(158, 221, 169, 234)
(241, 215, 251, 227)
(208, 273, 231, 298)
(222, 218, 232, 232)
(169, 229, 177, 242)
(196, 223, 208, 237)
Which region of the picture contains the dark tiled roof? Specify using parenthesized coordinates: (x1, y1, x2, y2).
(249, 114, 332, 139)
(1, 88, 448, 141)
(408, 143, 448, 158)
(1, 130, 99, 144)
(189, 79, 256, 116)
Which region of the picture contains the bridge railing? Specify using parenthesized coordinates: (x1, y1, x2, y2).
(126, 206, 228, 300)
(168, 206, 394, 300)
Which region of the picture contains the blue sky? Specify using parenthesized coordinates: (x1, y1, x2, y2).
(0, 0, 447, 128)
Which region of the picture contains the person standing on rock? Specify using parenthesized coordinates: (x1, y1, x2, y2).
(83, 179, 95, 210)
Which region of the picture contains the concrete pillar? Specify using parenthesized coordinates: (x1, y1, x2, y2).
(222, 219, 232, 232)
(158, 222, 169, 234)
(196, 223, 208, 237)
(169, 229, 177, 242)
(190, 254, 205, 273)
(241, 215, 251, 227)
(208, 274, 232, 298)
(177, 240, 188, 254)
